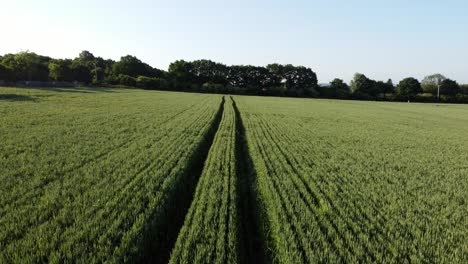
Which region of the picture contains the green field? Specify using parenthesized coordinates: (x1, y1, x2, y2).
(0, 87, 467, 263)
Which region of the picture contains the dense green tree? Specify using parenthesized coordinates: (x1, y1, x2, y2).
(421, 74, 446, 95)
(385, 79, 395, 94)
(328, 78, 350, 98)
(116, 74, 136, 86)
(70, 51, 98, 83)
(136, 76, 168, 90)
(439, 79, 460, 96)
(112, 55, 162, 78)
(1, 52, 50, 81)
(266, 63, 293, 88)
(226, 66, 248, 88)
(227, 65, 272, 92)
(48, 59, 73, 81)
(190, 60, 228, 85)
(396, 77, 422, 100)
(74, 51, 116, 84)
(461, 84, 468, 95)
(71, 61, 92, 83)
(284, 66, 318, 96)
(0, 63, 13, 81)
(375, 81, 388, 96)
(168, 60, 196, 89)
(201, 82, 226, 93)
(266, 64, 318, 96)
(350, 73, 377, 98)
(78, 50, 95, 62)
(92, 57, 115, 84)
(3, 50, 467, 103)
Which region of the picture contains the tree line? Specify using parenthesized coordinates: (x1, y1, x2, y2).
(1, 51, 467, 102)
(347, 73, 468, 103)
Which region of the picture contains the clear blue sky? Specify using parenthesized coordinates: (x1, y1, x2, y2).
(2, 0, 467, 83)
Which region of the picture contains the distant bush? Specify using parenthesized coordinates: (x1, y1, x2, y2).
(136, 76, 168, 90)
(201, 82, 226, 94)
(413, 93, 468, 103)
(440, 94, 468, 103)
(263, 86, 287, 96)
(351, 91, 374, 101)
(318, 79, 351, 99)
(189, 83, 201, 92)
(454, 94, 468, 103)
(459, 84, 468, 95)
(117, 74, 136, 87)
(415, 93, 436, 103)
(0, 64, 14, 82)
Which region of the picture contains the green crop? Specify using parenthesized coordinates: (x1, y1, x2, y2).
(1, 87, 467, 263)
(0, 87, 223, 262)
(234, 96, 468, 263)
(169, 98, 240, 264)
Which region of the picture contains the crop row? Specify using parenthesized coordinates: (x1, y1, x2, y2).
(0, 89, 224, 262)
(169, 97, 240, 263)
(234, 96, 467, 263)
(1, 88, 466, 263)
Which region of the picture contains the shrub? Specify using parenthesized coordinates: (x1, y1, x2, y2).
(117, 74, 136, 87)
(201, 82, 225, 94)
(460, 84, 468, 95)
(136, 76, 168, 90)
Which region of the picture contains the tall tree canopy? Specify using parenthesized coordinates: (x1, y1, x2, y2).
(0, 52, 50, 81)
(266, 64, 318, 96)
(396, 77, 422, 100)
(421, 74, 446, 95)
(0, 63, 12, 81)
(190, 60, 229, 85)
(168, 60, 196, 86)
(350, 73, 377, 97)
(112, 55, 163, 78)
(1, 50, 466, 102)
(327, 78, 350, 98)
(48, 59, 73, 82)
(439, 79, 460, 96)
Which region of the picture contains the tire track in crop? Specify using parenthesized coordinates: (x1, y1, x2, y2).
(237, 100, 365, 262)
(47, 98, 221, 262)
(232, 97, 270, 264)
(167, 97, 270, 264)
(137, 96, 226, 263)
(0, 98, 217, 251)
(2, 95, 223, 262)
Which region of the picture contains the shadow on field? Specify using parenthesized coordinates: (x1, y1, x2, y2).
(232, 96, 271, 264)
(35, 86, 116, 93)
(11, 86, 116, 94)
(0, 94, 37, 102)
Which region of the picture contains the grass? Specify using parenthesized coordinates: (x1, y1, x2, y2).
(0, 87, 467, 263)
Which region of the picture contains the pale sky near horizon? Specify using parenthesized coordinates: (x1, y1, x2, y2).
(1, 0, 467, 84)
